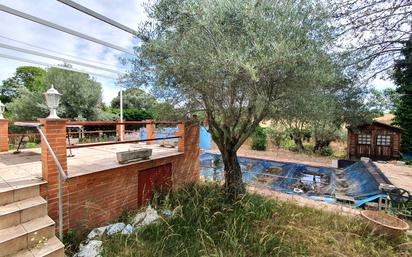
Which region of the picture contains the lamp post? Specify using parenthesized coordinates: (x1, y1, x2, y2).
(44, 85, 62, 119)
(0, 100, 5, 119)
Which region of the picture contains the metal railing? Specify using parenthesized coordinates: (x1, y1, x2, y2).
(14, 122, 67, 241)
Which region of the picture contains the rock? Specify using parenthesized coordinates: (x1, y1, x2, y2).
(76, 240, 102, 257)
(106, 223, 126, 235)
(160, 209, 173, 217)
(121, 224, 134, 235)
(87, 226, 108, 240)
(160, 140, 177, 148)
(132, 206, 160, 227)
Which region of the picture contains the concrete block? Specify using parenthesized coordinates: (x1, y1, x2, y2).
(396, 161, 406, 166)
(331, 160, 338, 168)
(116, 149, 152, 164)
(360, 157, 370, 162)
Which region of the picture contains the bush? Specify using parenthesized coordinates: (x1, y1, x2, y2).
(251, 126, 267, 151)
(319, 146, 334, 156)
(266, 128, 288, 148)
(279, 139, 296, 151)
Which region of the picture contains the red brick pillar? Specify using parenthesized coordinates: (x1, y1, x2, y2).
(145, 120, 155, 145)
(173, 123, 200, 188)
(177, 122, 185, 152)
(38, 118, 69, 230)
(116, 119, 124, 141)
(0, 119, 8, 152)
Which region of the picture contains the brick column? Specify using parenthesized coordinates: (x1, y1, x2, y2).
(172, 123, 200, 188)
(116, 119, 124, 141)
(176, 122, 185, 152)
(38, 118, 69, 230)
(145, 120, 155, 145)
(0, 119, 8, 152)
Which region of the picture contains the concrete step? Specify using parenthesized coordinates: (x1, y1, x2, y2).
(8, 236, 64, 257)
(30, 236, 64, 257)
(0, 216, 56, 257)
(0, 183, 41, 206)
(0, 197, 47, 230)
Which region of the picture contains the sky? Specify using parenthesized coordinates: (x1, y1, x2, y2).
(0, 0, 147, 104)
(0, 0, 396, 105)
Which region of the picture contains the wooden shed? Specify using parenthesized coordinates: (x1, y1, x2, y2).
(347, 121, 402, 160)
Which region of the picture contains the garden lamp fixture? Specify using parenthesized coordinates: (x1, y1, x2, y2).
(44, 85, 62, 119)
(0, 100, 5, 119)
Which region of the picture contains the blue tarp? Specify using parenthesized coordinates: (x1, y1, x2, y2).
(342, 161, 381, 199)
(200, 153, 391, 206)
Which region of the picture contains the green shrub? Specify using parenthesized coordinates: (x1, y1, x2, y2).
(302, 129, 312, 141)
(319, 146, 334, 156)
(251, 126, 267, 151)
(266, 128, 288, 148)
(303, 143, 314, 153)
(280, 139, 296, 151)
(25, 142, 37, 149)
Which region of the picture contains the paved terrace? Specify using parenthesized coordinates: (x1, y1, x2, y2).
(0, 143, 180, 187)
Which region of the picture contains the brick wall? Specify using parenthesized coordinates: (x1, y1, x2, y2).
(0, 120, 8, 152)
(40, 119, 200, 232)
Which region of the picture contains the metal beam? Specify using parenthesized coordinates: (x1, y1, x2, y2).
(0, 4, 134, 55)
(0, 53, 118, 80)
(0, 42, 124, 74)
(0, 34, 118, 68)
(57, 0, 138, 35)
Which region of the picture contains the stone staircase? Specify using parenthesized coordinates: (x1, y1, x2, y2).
(0, 182, 64, 257)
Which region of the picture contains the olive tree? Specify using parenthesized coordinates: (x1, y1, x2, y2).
(130, 0, 336, 197)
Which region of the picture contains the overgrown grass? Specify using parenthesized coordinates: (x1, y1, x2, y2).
(99, 183, 410, 257)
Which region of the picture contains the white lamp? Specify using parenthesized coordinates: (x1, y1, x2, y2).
(0, 100, 5, 119)
(44, 85, 62, 119)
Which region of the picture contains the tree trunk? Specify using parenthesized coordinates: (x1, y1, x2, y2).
(313, 139, 331, 152)
(291, 133, 304, 152)
(221, 147, 245, 199)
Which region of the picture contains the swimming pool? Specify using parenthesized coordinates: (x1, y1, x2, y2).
(200, 153, 391, 206)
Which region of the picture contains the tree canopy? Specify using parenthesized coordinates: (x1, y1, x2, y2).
(6, 65, 110, 121)
(332, 0, 412, 79)
(131, 0, 339, 197)
(393, 36, 412, 153)
(111, 88, 157, 110)
(0, 66, 46, 104)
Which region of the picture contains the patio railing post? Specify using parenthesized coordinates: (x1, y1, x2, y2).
(0, 119, 8, 152)
(116, 119, 124, 141)
(38, 118, 69, 236)
(177, 122, 185, 152)
(145, 120, 155, 145)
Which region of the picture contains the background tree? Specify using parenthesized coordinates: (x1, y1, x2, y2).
(131, 0, 337, 197)
(393, 36, 412, 153)
(45, 67, 106, 120)
(332, 0, 412, 79)
(368, 88, 401, 114)
(7, 65, 110, 121)
(0, 66, 46, 104)
(111, 88, 157, 110)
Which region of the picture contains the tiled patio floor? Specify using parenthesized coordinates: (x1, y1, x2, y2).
(0, 143, 181, 185)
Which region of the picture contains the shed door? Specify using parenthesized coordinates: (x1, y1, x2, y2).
(356, 133, 371, 158)
(138, 163, 172, 206)
(374, 134, 392, 159)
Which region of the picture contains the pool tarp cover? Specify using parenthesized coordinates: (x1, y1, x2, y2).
(200, 153, 391, 206)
